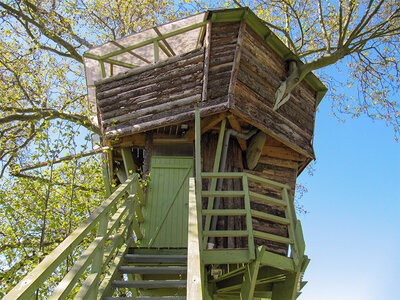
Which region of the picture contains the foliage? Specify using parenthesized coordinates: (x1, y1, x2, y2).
(183, 0, 400, 138)
(0, 0, 175, 295)
(0, 0, 399, 295)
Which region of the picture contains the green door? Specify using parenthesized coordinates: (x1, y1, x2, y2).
(141, 156, 193, 247)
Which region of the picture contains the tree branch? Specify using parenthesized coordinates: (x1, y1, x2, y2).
(0, 108, 100, 134)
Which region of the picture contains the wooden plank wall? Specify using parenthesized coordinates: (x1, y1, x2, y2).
(95, 49, 205, 139)
(232, 23, 318, 158)
(207, 22, 240, 103)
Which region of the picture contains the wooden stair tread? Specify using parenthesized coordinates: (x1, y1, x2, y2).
(112, 280, 187, 288)
(119, 266, 187, 274)
(104, 297, 186, 300)
(124, 254, 187, 264)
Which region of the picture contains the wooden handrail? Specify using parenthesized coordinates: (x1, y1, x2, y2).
(4, 174, 143, 300)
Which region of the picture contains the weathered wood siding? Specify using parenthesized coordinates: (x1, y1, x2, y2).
(231, 23, 318, 158)
(207, 22, 240, 103)
(95, 49, 206, 139)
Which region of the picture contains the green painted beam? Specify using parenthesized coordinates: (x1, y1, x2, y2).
(246, 173, 291, 190)
(251, 209, 290, 225)
(249, 191, 286, 207)
(202, 209, 247, 216)
(203, 230, 248, 237)
(201, 171, 243, 178)
(202, 249, 250, 264)
(243, 175, 255, 260)
(202, 190, 245, 198)
(253, 230, 293, 245)
(260, 252, 294, 272)
(203, 119, 226, 247)
(240, 246, 266, 300)
(93, 21, 209, 60)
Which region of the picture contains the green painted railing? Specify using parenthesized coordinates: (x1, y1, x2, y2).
(200, 172, 304, 266)
(4, 174, 145, 300)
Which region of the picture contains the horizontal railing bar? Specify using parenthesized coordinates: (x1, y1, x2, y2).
(201, 172, 244, 179)
(3, 174, 138, 300)
(253, 230, 293, 245)
(203, 230, 248, 237)
(202, 191, 245, 198)
(251, 210, 290, 225)
(246, 173, 290, 190)
(249, 191, 286, 207)
(202, 209, 247, 216)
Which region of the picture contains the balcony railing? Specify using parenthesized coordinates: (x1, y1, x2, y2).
(200, 171, 305, 268)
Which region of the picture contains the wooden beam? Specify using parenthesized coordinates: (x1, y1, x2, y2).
(227, 114, 247, 150)
(240, 246, 266, 300)
(203, 119, 226, 247)
(202, 22, 211, 103)
(185, 113, 226, 140)
(246, 131, 267, 169)
(259, 156, 299, 169)
(110, 41, 151, 64)
(186, 178, 203, 300)
(110, 133, 146, 148)
(262, 145, 305, 161)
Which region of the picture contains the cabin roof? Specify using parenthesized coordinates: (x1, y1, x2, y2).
(84, 7, 327, 116)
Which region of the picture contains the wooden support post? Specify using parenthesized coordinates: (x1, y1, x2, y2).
(102, 164, 112, 197)
(271, 270, 301, 300)
(203, 118, 226, 247)
(89, 212, 108, 298)
(202, 22, 211, 102)
(121, 147, 141, 296)
(153, 40, 159, 63)
(187, 178, 203, 300)
(282, 187, 299, 266)
(240, 246, 266, 300)
(99, 60, 106, 78)
(243, 174, 255, 260)
(195, 108, 207, 297)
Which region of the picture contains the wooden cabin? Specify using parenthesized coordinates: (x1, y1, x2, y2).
(83, 7, 327, 299)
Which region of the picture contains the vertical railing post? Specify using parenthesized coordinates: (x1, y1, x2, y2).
(202, 119, 226, 248)
(187, 178, 203, 299)
(195, 108, 203, 246)
(194, 108, 205, 296)
(89, 210, 109, 299)
(282, 187, 299, 265)
(243, 174, 255, 260)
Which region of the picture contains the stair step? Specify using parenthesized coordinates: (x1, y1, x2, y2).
(104, 297, 186, 300)
(113, 280, 187, 289)
(124, 255, 187, 264)
(119, 266, 187, 274)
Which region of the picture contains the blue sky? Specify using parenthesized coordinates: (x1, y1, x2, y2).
(298, 94, 400, 299)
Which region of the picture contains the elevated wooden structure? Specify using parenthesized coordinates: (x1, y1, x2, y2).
(5, 7, 326, 300)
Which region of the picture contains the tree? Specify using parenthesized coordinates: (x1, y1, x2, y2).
(0, 0, 398, 295)
(186, 0, 400, 137)
(0, 0, 176, 296)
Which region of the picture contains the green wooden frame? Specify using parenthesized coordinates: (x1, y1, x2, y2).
(200, 172, 305, 268)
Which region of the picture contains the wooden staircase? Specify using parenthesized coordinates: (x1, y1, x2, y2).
(105, 249, 187, 299)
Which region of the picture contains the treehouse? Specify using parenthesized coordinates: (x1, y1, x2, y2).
(5, 7, 327, 300)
